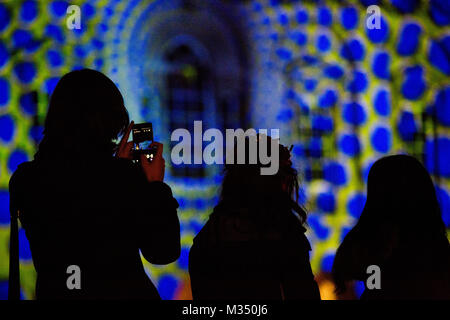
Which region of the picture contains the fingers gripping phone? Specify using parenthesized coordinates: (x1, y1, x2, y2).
(132, 122, 158, 163)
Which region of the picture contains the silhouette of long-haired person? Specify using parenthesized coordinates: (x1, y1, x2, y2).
(189, 135, 320, 299)
(8, 69, 180, 299)
(332, 155, 450, 299)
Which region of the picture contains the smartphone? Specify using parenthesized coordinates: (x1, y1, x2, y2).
(132, 122, 157, 162)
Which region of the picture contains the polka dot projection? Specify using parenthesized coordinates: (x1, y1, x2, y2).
(0, 0, 448, 301)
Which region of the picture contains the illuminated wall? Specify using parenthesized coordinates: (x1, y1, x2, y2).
(0, 0, 448, 300)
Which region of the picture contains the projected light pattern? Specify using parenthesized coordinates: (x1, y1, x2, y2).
(0, 0, 449, 300)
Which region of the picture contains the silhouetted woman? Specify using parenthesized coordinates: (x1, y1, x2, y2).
(9, 69, 180, 299)
(332, 155, 450, 299)
(189, 135, 320, 299)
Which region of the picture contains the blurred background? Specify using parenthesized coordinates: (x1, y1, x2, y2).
(0, 0, 449, 300)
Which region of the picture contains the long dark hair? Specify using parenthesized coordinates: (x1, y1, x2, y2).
(332, 155, 449, 294)
(35, 69, 129, 162)
(219, 134, 307, 224)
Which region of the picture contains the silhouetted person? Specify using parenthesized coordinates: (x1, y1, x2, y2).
(9, 69, 180, 299)
(332, 155, 450, 300)
(189, 136, 320, 300)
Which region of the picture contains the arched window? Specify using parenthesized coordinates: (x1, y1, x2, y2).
(165, 44, 207, 178)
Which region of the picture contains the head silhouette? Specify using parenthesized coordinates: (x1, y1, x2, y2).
(332, 154, 449, 294)
(362, 155, 446, 240)
(220, 134, 306, 223)
(35, 69, 129, 161)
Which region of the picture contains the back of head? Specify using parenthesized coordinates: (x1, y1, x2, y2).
(35, 69, 129, 163)
(219, 134, 306, 224)
(362, 155, 447, 248)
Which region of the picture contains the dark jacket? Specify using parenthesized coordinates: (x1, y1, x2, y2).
(9, 157, 180, 299)
(189, 200, 320, 300)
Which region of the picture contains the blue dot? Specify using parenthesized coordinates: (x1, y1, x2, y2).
(339, 134, 361, 156)
(45, 24, 65, 43)
(430, 0, 450, 26)
(12, 29, 32, 49)
(30, 125, 43, 143)
(157, 274, 178, 300)
(318, 6, 332, 26)
(324, 64, 344, 79)
(276, 48, 292, 61)
(296, 9, 308, 24)
(341, 6, 358, 30)
(317, 192, 336, 213)
(14, 62, 36, 84)
(277, 109, 293, 122)
(92, 38, 104, 50)
(360, 0, 381, 5)
(317, 34, 331, 52)
(324, 162, 347, 186)
(0, 191, 10, 225)
(347, 193, 366, 218)
(321, 253, 335, 272)
(50, 1, 68, 17)
(270, 0, 281, 6)
(308, 215, 329, 239)
(189, 220, 204, 234)
(312, 115, 333, 132)
(374, 88, 390, 116)
(8, 150, 29, 173)
(194, 198, 206, 211)
(0, 42, 9, 68)
(318, 89, 338, 108)
(391, 0, 420, 13)
(177, 247, 189, 270)
(436, 186, 450, 227)
(372, 51, 390, 79)
(97, 23, 108, 34)
(82, 2, 95, 18)
(44, 77, 60, 95)
(366, 16, 389, 43)
(19, 229, 32, 260)
(94, 58, 103, 69)
(347, 70, 368, 93)
(401, 65, 426, 100)
(340, 39, 365, 61)
(429, 36, 450, 76)
(19, 92, 37, 115)
(302, 55, 318, 65)
(397, 111, 418, 142)
(435, 87, 450, 126)
(20, 0, 38, 22)
(343, 102, 366, 126)
(371, 127, 391, 153)
(425, 137, 450, 177)
(304, 78, 317, 92)
(397, 22, 421, 56)
(74, 45, 87, 59)
(0, 115, 14, 143)
(309, 137, 322, 158)
(46, 50, 63, 67)
(278, 13, 288, 26)
(0, 77, 10, 106)
(293, 144, 305, 157)
(0, 3, 11, 32)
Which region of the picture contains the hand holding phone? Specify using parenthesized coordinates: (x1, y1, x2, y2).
(140, 141, 165, 182)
